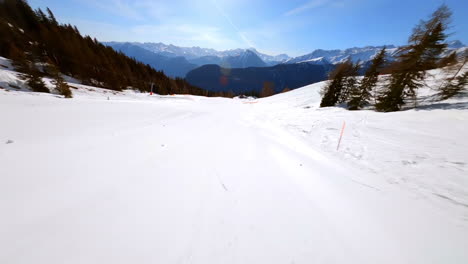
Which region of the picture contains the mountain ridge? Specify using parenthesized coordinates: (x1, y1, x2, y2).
(285, 40, 466, 65)
(104, 42, 271, 77)
(104, 42, 290, 63)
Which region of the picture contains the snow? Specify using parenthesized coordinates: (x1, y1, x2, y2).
(1, 57, 468, 263)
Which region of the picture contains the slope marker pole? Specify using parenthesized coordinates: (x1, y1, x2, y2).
(337, 121, 346, 151)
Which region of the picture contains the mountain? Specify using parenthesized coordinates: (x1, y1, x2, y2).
(104, 40, 466, 80)
(447, 40, 465, 49)
(106, 42, 291, 64)
(105, 42, 273, 77)
(285, 41, 467, 65)
(285, 45, 399, 65)
(187, 50, 266, 68)
(221, 50, 267, 68)
(185, 63, 332, 95)
(104, 42, 198, 78)
(104, 42, 290, 67)
(132, 42, 221, 60)
(249, 48, 290, 65)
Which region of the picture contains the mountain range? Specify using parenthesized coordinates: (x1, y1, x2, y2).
(283, 40, 465, 65)
(104, 40, 466, 94)
(105, 42, 278, 77)
(125, 42, 290, 64)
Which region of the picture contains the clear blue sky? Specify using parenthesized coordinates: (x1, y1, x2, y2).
(28, 0, 468, 56)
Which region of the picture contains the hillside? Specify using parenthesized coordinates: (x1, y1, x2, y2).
(1, 57, 468, 263)
(0, 0, 210, 96)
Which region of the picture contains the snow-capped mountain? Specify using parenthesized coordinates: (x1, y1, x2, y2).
(104, 41, 466, 79)
(285, 40, 466, 65)
(248, 49, 290, 64)
(188, 50, 267, 68)
(104, 42, 270, 77)
(131, 42, 222, 59)
(221, 50, 267, 68)
(284, 45, 399, 65)
(447, 40, 465, 49)
(105, 42, 290, 64)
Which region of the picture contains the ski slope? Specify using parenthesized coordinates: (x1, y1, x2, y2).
(1, 57, 468, 263)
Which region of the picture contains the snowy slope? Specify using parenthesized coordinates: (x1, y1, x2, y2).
(257, 68, 468, 220)
(1, 57, 468, 264)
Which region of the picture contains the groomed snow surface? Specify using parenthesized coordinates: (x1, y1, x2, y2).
(1, 56, 468, 263)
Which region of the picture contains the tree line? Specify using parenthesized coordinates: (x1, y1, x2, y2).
(0, 0, 227, 97)
(320, 5, 467, 112)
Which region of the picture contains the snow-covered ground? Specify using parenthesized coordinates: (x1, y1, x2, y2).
(1, 56, 467, 264)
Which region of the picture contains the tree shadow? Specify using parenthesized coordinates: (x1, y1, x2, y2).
(413, 101, 468, 111)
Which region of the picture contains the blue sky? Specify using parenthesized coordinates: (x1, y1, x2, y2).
(28, 0, 468, 56)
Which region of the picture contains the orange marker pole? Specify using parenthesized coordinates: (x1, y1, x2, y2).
(337, 121, 346, 151)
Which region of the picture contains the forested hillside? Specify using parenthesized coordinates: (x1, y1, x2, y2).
(186, 63, 332, 97)
(0, 0, 217, 96)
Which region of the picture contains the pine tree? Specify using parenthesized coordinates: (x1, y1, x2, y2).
(348, 48, 387, 110)
(438, 51, 458, 68)
(339, 61, 360, 104)
(439, 72, 467, 100)
(25, 70, 49, 93)
(281, 87, 291, 93)
(376, 5, 451, 112)
(46, 8, 58, 26)
(260, 81, 275, 97)
(10, 49, 30, 73)
(12, 50, 50, 93)
(320, 60, 356, 107)
(439, 51, 468, 99)
(49, 65, 72, 98)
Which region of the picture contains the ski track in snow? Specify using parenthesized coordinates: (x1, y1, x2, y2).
(1, 58, 468, 263)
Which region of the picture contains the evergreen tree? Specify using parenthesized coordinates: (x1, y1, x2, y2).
(438, 51, 458, 68)
(348, 48, 387, 110)
(376, 5, 452, 112)
(46, 8, 58, 26)
(260, 81, 275, 97)
(281, 87, 291, 93)
(12, 50, 50, 93)
(320, 60, 356, 107)
(439, 72, 468, 100)
(10, 49, 30, 73)
(49, 65, 72, 98)
(24, 69, 49, 93)
(439, 51, 468, 99)
(339, 61, 360, 104)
